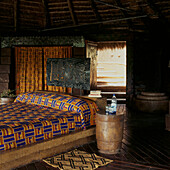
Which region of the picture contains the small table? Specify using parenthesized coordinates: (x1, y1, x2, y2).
(96, 104, 125, 154)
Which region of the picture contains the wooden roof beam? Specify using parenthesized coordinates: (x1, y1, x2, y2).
(67, 0, 77, 25)
(94, 0, 133, 12)
(146, 0, 166, 21)
(42, 0, 51, 28)
(41, 15, 147, 32)
(89, 0, 101, 21)
(14, 0, 19, 32)
(136, 1, 152, 31)
(113, 0, 133, 30)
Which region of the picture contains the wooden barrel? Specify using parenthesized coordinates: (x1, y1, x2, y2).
(96, 113, 124, 154)
(141, 92, 166, 96)
(135, 92, 169, 113)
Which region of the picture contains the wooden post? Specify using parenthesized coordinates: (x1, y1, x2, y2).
(169, 100, 170, 115)
(41, 0, 51, 28)
(126, 34, 135, 108)
(86, 41, 97, 90)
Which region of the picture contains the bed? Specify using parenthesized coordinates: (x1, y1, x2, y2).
(0, 91, 98, 170)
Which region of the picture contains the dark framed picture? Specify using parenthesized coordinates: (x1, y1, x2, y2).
(47, 58, 90, 90)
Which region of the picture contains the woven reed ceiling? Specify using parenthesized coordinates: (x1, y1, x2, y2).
(0, 0, 169, 34)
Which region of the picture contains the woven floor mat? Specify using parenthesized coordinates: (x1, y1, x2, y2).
(43, 149, 113, 170)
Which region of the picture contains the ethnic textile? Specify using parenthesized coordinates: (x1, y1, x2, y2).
(15, 92, 98, 127)
(0, 92, 98, 151)
(15, 47, 43, 95)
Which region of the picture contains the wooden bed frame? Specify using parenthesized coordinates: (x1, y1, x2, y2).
(0, 127, 96, 170)
(0, 91, 102, 170)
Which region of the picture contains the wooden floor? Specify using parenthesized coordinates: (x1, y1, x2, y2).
(15, 106, 170, 170)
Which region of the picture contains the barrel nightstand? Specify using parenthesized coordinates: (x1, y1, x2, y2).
(96, 104, 125, 154)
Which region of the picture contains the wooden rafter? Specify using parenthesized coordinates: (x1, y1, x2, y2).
(113, 0, 133, 30)
(42, 0, 51, 28)
(14, 0, 18, 32)
(136, 1, 151, 31)
(67, 0, 77, 25)
(89, 0, 101, 21)
(41, 15, 147, 32)
(146, 0, 165, 20)
(93, 0, 138, 30)
(94, 0, 133, 12)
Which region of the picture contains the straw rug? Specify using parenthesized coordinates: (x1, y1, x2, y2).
(43, 149, 113, 170)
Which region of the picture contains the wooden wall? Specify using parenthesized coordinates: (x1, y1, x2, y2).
(133, 32, 170, 96)
(0, 48, 11, 93)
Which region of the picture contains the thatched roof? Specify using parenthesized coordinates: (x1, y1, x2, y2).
(97, 41, 126, 50)
(0, 0, 169, 35)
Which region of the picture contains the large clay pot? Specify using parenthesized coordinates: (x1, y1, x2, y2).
(96, 113, 124, 154)
(135, 92, 169, 113)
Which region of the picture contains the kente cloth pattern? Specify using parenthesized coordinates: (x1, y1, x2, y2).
(15, 92, 98, 127)
(0, 92, 98, 151)
(15, 47, 43, 95)
(43, 149, 113, 170)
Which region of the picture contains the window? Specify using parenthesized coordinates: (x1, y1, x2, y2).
(97, 41, 126, 91)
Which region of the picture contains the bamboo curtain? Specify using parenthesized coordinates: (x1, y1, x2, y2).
(15, 46, 72, 94)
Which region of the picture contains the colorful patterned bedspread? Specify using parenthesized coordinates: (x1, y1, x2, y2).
(0, 92, 98, 151)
